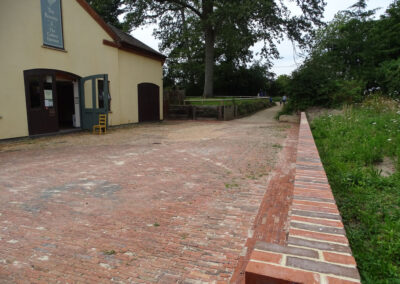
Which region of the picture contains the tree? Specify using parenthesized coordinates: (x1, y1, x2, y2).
(123, 0, 326, 97)
(87, 0, 126, 31)
(281, 0, 400, 111)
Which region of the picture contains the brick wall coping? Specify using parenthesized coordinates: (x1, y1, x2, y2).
(245, 112, 360, 284)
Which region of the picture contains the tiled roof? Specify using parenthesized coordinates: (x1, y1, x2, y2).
(107, 24, 166, 60)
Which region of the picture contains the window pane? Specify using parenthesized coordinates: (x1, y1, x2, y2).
(29, 80, 41, 108)
(97, 80, 104, 109)
(97, 80, 111, 111)
(84, 80, 93, 109)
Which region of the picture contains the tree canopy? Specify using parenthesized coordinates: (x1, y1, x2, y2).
(86, 0, 126, 30)
(90, 0, 326, 97)
(277, 0, 400, 111)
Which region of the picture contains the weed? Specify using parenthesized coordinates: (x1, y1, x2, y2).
(102, 249, 116, 255)
(225, 182, 239, 188)
(272, 143, 283, 149)
(311, 99, 400, 282)
(153, 222, 160, 227)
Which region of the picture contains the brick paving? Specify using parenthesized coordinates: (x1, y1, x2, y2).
(244, 113, 360, 284)
(0, 106, 296, 283)
(230, 124, 299, 284)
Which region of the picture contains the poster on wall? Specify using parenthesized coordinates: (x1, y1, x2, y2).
(41, 0, 64, 49)
(45, 100, 54, 107)
(44, 90, 53, 100)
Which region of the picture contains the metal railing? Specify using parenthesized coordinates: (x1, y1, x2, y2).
(184, 96, 270, 105)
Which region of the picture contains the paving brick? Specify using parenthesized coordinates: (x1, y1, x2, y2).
(323, 252, 357, 266)
(289, 236, 351, 254)
(289, 229, 349, 244)
(231, 120, 299, 283)
(290, 222, 345, 235)
(293, 199, 338, 209)
(293, 195, 336, 204)
(242, 113, 361, 284)
(292, 203, 339, 214)
(245, 261, 320, 284)
(254, 241, 318, 259)
(326, 276, 361, 284)
(290, 215, 344, 228)
(0, 107, 290, 283)
(291, 209, 341, 220)
(287, 257, 360, 280)
(249, 250, 282, 264)
(293, 187, 335, 200)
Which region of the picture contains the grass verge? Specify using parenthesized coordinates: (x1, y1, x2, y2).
(311, 97, 400, 283)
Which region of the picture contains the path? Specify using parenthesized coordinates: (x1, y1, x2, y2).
(0, 106, 296, 283)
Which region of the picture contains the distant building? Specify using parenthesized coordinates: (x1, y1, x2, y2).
(0, 0, 166, 139)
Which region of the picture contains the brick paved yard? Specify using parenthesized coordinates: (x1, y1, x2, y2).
(0, 106, 294, 283)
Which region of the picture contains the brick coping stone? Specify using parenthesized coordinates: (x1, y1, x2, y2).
(244, 112, 361, 284)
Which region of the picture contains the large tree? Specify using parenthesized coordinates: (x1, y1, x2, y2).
(87, 0, 126, 30)
(123, 0, 326, 97)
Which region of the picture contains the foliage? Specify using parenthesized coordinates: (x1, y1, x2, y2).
(121, 0, 326, 97)
(276, 0, 400, 111)
(213, 63, 271, 97)
(86, 0, 126, 30)
(236, 100, 274, 116)
(311, 98, 400, 283)
(378, 58, 400, 97)
(267, 75, 291, 98)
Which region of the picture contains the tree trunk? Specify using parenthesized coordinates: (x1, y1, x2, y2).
(202, 0, 214, 98)
(203, 26, 215, 98)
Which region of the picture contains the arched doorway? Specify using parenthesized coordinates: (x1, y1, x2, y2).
(138, 83, 160, 122)
(24, 69, 80, 135)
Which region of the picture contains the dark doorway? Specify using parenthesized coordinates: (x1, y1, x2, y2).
(138, 83, 160, 122)
(56, 81, 75, 129)
(24, 69, 80, 136)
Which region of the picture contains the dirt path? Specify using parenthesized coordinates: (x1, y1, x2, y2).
(0, 105, 296, 283)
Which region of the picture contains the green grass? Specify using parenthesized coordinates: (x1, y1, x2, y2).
(311, 97, 400, 283)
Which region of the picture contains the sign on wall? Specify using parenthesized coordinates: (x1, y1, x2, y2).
(41, 0, 64, 49)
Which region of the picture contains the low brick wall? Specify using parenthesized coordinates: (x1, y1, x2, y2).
(245, 113, 360, 284)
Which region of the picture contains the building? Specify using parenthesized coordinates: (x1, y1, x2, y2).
(0, 0, 166, 140)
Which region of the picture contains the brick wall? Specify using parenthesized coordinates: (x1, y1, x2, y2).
(245, 113, 361, 284)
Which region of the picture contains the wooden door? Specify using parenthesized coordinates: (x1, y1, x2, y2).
(138, 83, 160, 122)
(79, 74, 109, 130)
(24, 71, 58, 135)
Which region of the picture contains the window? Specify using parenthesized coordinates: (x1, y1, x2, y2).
(97, 80, 111, 111)
(29, 80, 41, 108)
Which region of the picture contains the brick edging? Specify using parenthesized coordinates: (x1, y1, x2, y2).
(245, 112, 360, 284)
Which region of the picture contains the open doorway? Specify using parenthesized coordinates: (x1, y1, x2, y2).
(56, 81, 74, 129)
(24, 69, 81, 136)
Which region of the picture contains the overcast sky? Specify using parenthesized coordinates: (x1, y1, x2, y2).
(129, 0, 395, 77)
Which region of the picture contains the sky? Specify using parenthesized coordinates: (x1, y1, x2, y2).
(129, 0, 395, 77)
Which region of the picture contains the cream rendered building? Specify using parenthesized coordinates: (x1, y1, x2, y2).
(0, 0, 165, 140)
